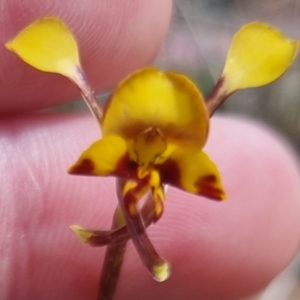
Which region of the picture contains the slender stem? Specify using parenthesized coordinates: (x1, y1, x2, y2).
(71, 67, 104, 125)
(205, 77, 233, 117)
(98, 206, 127, 300)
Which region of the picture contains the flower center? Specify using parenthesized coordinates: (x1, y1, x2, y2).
(132, 127, 167, 168)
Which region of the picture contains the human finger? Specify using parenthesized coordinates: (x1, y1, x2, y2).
(1, 114, 299, 300)
(0, 0, 172, 114)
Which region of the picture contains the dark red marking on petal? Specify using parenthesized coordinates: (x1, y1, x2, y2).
(114, 154, 138, 177)
(199, 186, 224, 200)
(68, 158, 95, 175)
(201, 175, 217, 184)
(160, 160, 224, 200)
(158, 158, 181, 187)
(195, 176, 224, 201)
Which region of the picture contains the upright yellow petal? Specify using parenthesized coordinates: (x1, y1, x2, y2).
(159, 147, 226, 201)
(5, 17, 80, 78)
(68, 135, 130, 176)
(102, 67, 209, 148)
(222, 22, 298, 92)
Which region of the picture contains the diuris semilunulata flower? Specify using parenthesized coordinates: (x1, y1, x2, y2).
(68, 67, 226, 216)
(5, 16, 298, 295)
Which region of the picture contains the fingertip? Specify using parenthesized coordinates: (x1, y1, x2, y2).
(0, 0, 172, 113)
(3, 114, 300, 299)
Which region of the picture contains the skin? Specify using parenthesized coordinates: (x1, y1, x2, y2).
(0, 1, 300, 300)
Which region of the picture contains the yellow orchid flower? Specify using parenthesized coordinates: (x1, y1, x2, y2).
(68, 67, 225, 211)
(6, 17, 298, 300)
(67, 67, 226, 283)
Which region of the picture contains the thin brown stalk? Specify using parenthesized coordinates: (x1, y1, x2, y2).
(71, 67, 104, 124)
(205, 77, 233, 117)
(98, 206, 127, 300)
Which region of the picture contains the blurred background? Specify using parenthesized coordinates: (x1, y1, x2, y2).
(55, 1, 300, 299)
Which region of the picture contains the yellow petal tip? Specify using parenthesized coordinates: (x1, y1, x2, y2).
(219, 191, 227, 201)
(153, 262, 171, 282)
(69, 225, 93, 244)
(4, 42, 13, 51)
(5, 17, 80, 78)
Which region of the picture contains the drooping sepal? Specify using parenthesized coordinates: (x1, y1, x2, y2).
(118, 179, 170, 282)
(70, 192, 159, 247)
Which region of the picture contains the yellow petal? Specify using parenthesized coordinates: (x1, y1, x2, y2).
(68, 135, 129, 176)
(5, 17, 80, 78)
(160, 147, 226, 200)
(102, 67, 209, 148)
(222, 22, 299, 92)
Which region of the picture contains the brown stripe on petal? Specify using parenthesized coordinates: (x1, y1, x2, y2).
(68, 158, 95, 175)
(114, 154, 138, 177)
(201, 175, 217, 184)
(122, 177, 152, 219)
(200, 186, 224, 200)
(195, 175, 225, 201)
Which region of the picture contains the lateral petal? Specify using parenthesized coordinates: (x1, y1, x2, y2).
(222, 22, 298, 92)
(68, 135, 131, 176)
(102, 67, 209, 148)
(5, 17, 80, 79)
(160, 147, 226, 200)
